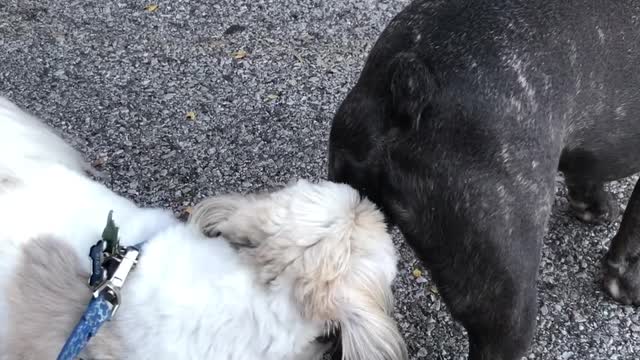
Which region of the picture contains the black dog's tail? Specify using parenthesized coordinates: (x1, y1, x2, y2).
(388, 51, 437, 130)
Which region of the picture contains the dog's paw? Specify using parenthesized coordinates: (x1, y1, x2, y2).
(189, 194, 246, 237)
(569, 194, 619, 224)
(603, 253, 640, 305)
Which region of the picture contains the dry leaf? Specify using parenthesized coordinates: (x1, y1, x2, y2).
(412, 268, 422, 278)
(186, 111, 197, 120)
(429, 286, 439, 294)
(185, 206, 193, 215)
(145, 4, 159, 12)
(232, 50, 248, 59)
(265, 94, 279, 101)
(93, 157, 107, 167)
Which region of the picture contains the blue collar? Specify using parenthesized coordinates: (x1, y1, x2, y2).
(56, 211, 149, 360)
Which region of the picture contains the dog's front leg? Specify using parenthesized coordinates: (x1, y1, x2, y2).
(394, 178, 553, 360)
(420, 237, 540, 360)
(603, 178, 640, 305)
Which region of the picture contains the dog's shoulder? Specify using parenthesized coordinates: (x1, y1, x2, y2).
(4, 236, 122, 359)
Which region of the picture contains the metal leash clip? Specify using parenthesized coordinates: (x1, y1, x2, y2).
(88, 210, 141, 318)
(91, 246, 140, 317)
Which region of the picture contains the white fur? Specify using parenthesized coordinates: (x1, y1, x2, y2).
(0, 97, 406, 360)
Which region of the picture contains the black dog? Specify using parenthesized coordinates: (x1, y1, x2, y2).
(328, 1, 640, 359)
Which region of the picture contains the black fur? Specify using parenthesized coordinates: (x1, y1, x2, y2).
(328, 1, 640, 359)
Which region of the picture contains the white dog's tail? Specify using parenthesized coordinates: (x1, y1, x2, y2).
(0, 97, 90, 187)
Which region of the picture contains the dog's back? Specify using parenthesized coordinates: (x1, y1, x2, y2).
(0, 97, 92, 356)
(331, 0, 640, 231)
(0, 97, 90, 192)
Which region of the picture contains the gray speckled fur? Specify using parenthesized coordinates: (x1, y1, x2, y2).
(6, 237, 121, 360)
(329, 1, 640, 359)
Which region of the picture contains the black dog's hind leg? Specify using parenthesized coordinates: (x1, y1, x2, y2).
(560, 148, 621, 224)
(565, 178, 619, 224)
(604, 178, 640, 305)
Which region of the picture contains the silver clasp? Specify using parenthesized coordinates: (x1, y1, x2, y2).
(92, 247, 140, 318)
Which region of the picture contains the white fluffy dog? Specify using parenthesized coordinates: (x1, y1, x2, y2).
(0, 97, 407, 360)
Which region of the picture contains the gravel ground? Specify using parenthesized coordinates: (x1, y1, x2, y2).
(1, 0, 639, 359)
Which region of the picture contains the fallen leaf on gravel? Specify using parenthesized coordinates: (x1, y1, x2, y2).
(412, 268, 422, 278)
(265, 94, 279, 101)
(186, 111, 197, 120)
(429, 285, 439, 294)
(144, 4, 159, 12)
(93, 157, 107, 167)
(185, 206, 193, 215)
(232, 50, 248, 59)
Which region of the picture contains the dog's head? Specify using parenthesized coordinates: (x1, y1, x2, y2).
(328, 51, 439, 227)
(189, 180, 407, 360)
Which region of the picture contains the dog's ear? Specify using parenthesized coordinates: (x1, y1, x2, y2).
(293, 247, 408, 360)
(335, 271, 408, 360)
(321, 200, 407, 360)
(388, 51, 437, 130)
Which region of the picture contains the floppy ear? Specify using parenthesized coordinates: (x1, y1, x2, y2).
(291, 252, 408, 360)
(335, 270, 407, 360)
(388, 51, 437, 130)
(306, 199, 407, 360)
